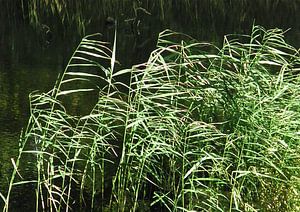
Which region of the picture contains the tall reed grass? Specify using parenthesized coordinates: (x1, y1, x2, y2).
(3, 25, 300, 211)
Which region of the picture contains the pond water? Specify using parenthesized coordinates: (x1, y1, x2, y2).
(0, 0, 299, 210)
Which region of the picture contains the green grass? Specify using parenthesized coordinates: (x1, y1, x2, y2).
(2, 25, 300, 211)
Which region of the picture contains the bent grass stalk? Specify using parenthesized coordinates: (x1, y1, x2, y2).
(3, 25, 300, 211)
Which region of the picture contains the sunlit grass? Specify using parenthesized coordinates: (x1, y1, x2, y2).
(3, 25, 300, 211)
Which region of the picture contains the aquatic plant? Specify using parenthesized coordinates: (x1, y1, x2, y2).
(3, 25, 300, 211)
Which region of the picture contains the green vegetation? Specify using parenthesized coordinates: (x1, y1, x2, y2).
(2, 25, 300, 211)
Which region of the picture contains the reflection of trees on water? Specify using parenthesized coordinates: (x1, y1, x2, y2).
(20, 0, 300, 67)
(0, 65, 60, 132)
(2, 1, 299, 64)
(2, 1, 300, 39)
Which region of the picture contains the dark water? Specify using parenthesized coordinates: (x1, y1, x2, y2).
(0, 0, 299, 210)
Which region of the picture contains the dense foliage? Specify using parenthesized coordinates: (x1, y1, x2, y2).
(2, 26, 300, 211)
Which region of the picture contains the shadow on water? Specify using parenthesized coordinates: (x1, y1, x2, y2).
(0, 0, 300, 210)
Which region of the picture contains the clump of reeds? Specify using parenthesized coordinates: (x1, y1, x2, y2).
(3, 25, 300, 212)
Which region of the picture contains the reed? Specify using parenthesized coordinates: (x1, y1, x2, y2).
(3, 25, 300, 211)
